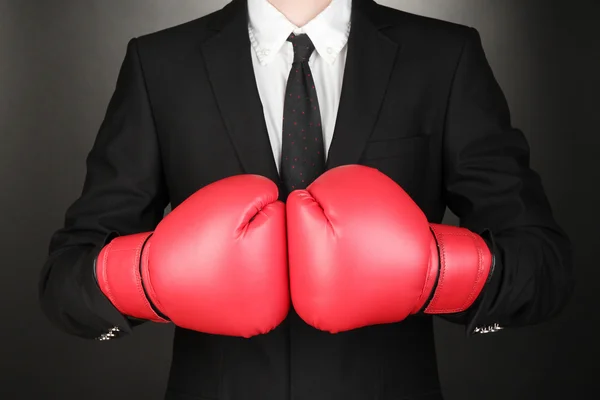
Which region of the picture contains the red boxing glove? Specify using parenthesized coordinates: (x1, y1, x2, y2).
(95, 175, 289, 338)
(287, 165, 492, 333)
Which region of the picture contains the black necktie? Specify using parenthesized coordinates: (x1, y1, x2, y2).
(280, 33, 326, 197)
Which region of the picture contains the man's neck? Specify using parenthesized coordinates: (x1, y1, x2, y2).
(268, 0, 333, 27)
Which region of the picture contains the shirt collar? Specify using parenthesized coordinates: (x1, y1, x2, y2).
(248, 0, 352, 66)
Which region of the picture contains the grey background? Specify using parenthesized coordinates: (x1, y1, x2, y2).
(0, 0, 597, 398)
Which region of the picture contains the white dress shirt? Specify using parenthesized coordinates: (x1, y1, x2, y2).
(248, 0, 352, 172)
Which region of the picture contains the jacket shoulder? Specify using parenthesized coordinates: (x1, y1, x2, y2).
(131, 3, 233, 56)
(372, 3, 476, 49)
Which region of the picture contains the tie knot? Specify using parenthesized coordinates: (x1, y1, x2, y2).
(287, 33, 315, 63)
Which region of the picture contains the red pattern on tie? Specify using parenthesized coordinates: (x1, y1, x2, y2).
(280, 33, 325, 197)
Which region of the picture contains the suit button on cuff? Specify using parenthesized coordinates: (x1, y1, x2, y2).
(95, 326, 121, 341)
(473, 323, 503, 334)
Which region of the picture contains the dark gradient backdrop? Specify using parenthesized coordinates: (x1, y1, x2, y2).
(0, 1, 597, 399)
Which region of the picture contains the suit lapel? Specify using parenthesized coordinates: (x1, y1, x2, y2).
(200, 0, 398, 180)
(201, 0, 281, 185)
(326, 1, 399, 169)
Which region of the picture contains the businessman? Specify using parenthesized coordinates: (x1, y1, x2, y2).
(39, 0, 574, 399)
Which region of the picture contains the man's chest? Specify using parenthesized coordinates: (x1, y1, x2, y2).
(144, 49, 449, 216)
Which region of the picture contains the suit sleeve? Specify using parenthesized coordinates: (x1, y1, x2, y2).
(38, 38, 169, 340)
(439, 28, 574, 335)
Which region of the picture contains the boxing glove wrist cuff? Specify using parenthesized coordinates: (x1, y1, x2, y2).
(422, 224, 493, 314)
(95, 232, 169, 323)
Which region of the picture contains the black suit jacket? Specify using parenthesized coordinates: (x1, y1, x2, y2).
(39, 1, 574, 399)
